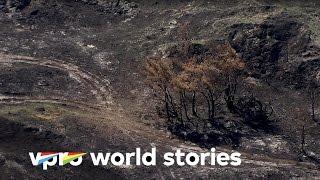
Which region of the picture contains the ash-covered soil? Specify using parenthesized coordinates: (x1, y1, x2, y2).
(0, 0, 320, 179)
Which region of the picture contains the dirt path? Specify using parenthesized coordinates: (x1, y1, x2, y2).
(0, 53, 112, 107)
(0, 95, 104, 110)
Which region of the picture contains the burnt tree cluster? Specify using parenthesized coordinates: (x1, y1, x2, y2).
(145, 42, 245, 131)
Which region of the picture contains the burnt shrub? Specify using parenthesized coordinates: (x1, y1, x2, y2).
(167, 117, 243, 147)
(233, 96, 276, 132)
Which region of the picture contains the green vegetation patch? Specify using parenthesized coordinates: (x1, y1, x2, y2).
(0, 102, 76, 122)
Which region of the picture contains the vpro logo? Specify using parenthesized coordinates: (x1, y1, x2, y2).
(29, 152, 86, 170)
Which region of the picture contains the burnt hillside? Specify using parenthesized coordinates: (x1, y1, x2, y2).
(0, 0, 319, 179)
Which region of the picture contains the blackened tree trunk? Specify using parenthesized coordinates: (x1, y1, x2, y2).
(164, 87, 171, 122)
(311, 92, 316, 122)
(308, 81, 319, 123)
(208, 89, 216, 119)
(163, 88, 179, 122)
(192, 91, 198, 117)
(180, 91, 190, 121)
(225, 75, 238, 113)
(202, 91, 211, 120)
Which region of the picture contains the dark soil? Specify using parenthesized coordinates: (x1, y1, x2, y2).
(0, 0, 319, 179)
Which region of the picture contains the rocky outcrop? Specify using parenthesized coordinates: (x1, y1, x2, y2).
(228, 13, 314, 88)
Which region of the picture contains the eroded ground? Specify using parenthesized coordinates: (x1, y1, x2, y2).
(0, 0, 320, 179)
